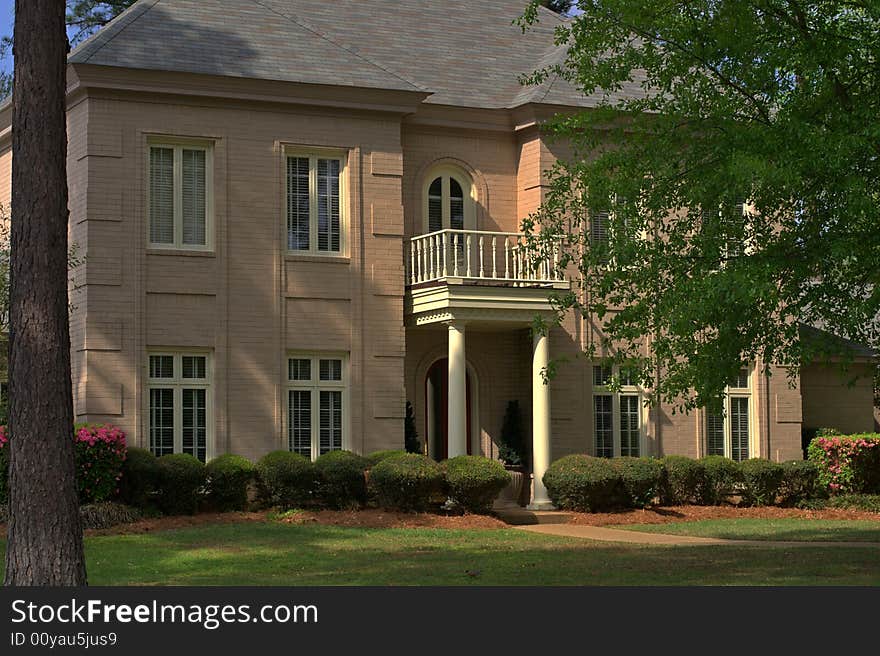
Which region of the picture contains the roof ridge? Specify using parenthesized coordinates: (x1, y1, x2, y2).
(248, 0, 425, 92)
(69, 0, 160, 64)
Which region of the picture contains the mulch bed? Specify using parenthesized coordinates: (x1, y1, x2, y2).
(1, 506, 877, 538)
(565, 505, 880, 526)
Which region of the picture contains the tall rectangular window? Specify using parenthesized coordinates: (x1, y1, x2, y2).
(592, 364, 643, 457)
(287, 354, 347, 460)
(147, 353, 211, 462)
(286, 151, 345, 254)
(705, 367, 752, 461)
(148, 143, 212, 249)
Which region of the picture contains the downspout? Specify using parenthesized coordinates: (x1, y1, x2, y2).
(765, 366, 772, 460)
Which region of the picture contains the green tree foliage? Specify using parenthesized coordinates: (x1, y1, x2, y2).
(518, 1, 880, 411)
(66, 0, 138, 45)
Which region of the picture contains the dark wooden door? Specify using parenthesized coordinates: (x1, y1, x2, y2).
(426, 358, 472, 460)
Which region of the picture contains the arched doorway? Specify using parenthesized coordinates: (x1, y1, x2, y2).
(425, 358, 476, 460)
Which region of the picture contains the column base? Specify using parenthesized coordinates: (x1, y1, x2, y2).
(526, 501, 557, 511)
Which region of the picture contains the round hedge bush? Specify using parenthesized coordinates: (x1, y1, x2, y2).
(207, 454, 256, 512)
(612, 457, 664, 508)
(369, 453, 445, 512)
(156, 453, 207, 516)
(543, 455, 621, 512)
(444, 455, 510, 513)
(314, 450, 370, 509)
(659, 455, 705, 505)
(779, 460, 820, 506)
(366, 450, 407, 468)
(256, 451, 316, 509)
(698, 455, 741, 505)
(118, 447, 162, 509)
(738, 458, 784, 506)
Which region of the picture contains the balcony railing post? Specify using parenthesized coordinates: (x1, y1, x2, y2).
(478, 235, 484, 278)
(442, 233, 448, 278)
(491, 236, 497, 279)
(504, 239, 510, 279)
(452, 233, 458, 277)
(465, 233, 472, 278)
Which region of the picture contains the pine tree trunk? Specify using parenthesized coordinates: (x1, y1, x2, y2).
(4, 0, 86, 586)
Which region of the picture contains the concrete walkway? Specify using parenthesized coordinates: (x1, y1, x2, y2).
(515, 523, 880, 548)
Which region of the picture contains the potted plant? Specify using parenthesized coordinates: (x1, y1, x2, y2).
(496, 400, 529, 506)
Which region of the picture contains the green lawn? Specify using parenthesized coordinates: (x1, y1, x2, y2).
(2, 521, 880, 585)
(619, 519, 880, 543)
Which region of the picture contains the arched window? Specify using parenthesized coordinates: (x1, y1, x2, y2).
(423, 167, 474, 233)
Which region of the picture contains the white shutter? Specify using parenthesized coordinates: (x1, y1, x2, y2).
(706, 411, 725, 456)
(287, 157, 310, 250)
(182, 149, 207, 245)
(319, 390, 343, 454)
(593, 394, 613, 458)
(289, 390, 312, 458)
(619, 394, 640, 457)
(149, 147, 174, 244)
(317, 158, 341, 252)
(428, 177, 443, 232)
(730, 397, 749, 461)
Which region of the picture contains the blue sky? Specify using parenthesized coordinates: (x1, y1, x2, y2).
(0, 0, 12, 77)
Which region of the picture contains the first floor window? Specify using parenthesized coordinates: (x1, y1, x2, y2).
(287, 354, 347, 460)
(592, 365, 642, 458)
(148, 353, 211, 462)
(705, 368, 752, 461)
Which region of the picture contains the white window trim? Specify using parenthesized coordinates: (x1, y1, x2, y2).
(284, 147, 349, 256)
(591, 365, 648, 458)
(145, 351, 214, 461)
(421, 165, 476, 234)
(704, 366, 758, 460)
(146, 139, 215, 251)
(285, 352, 350, 461)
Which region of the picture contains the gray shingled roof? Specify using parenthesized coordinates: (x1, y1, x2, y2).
(69, 0, 639, 109)
(799, 323, 877, 360)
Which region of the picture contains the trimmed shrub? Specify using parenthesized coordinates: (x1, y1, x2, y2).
(73, 424, 128, 504)
(808, 434, 880, 494)
(738, 459, 784, 506)
(0, 425, 8, 505)
(256, 451, 316, 509)
(79, 502, 142, 529)
(366, 450, 407, 468)
(207, 454, 256, 512)
(444, 455, 511, 513)
(612, 457, 664, 508)
(314, 450, 370, 509)
(779, 460, 820, 506)
(659, 455, 705, 505)
(698, 455, 741, 505)
(118, 447, 162, 510)
(156, 454, 206, 515)
(543, 455, 622, 512)
(826, 493, 880, 513)
(369, 453, 445, 512)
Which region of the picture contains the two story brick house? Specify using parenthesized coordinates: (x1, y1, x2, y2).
(0, 0, 873, 507)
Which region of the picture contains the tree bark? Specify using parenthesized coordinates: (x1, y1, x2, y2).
(4, 0, 86, 586)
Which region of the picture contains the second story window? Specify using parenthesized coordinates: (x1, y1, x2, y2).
(422, 166, 474, 234)
(286, 151, 346, 254)
(148, 142, 212, 249)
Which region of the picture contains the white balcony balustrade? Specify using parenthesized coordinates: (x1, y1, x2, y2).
(408, 229, 564, 286)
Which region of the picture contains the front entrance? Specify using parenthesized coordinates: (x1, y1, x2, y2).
(425, 358, 473, 460)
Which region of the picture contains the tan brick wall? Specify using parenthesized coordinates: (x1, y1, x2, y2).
(71, 92, 406, 460)
(801, 362, 875, 435)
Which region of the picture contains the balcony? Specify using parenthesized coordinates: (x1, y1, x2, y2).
(404, 229, 570, 327)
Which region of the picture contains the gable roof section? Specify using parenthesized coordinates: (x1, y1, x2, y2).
(799, 323, 877, 361)
(69, 0, 643, 110)
(69, 0, 423, 94)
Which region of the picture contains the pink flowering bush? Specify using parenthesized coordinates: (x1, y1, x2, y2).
(0, 423, 127, 505)
(807, 434, 880, 495)
(74, 424, 127, 503)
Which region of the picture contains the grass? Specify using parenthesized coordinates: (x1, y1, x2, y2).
(619, 518, 880, 543)
(2, 520, 880, 585)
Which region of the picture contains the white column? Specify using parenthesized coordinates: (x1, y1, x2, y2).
(529, 328, 554, 509)
(447, 321, 468, 458)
